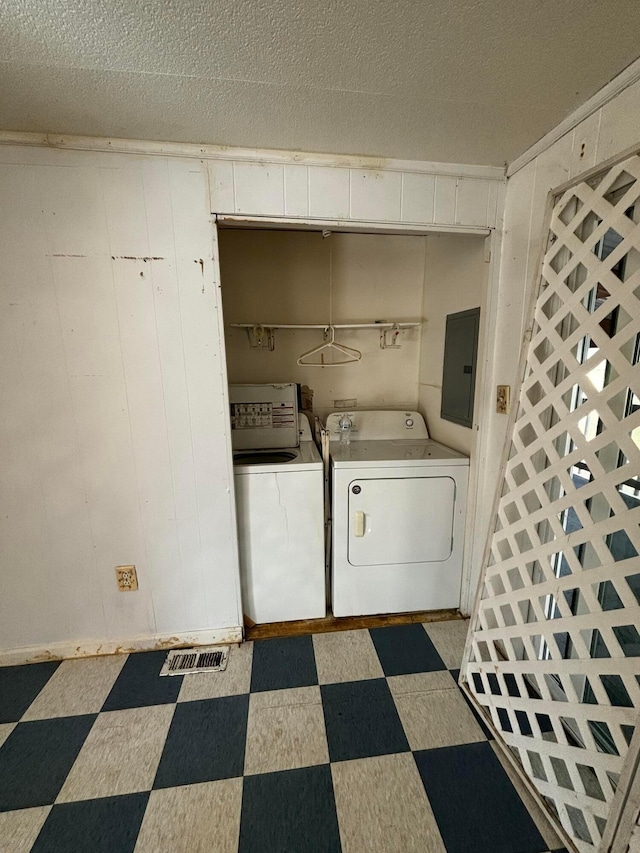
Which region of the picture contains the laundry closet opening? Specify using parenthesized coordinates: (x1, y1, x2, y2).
(217, 223, 489, 634)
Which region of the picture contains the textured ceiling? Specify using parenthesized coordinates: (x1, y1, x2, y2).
(2, 1, 640, 166)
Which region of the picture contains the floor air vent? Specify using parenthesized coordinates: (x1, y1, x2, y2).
(160, 646, 230, 676)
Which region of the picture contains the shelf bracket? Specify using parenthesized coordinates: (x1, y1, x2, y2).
(380, 323, 402, 350)
(245, 324, 275, 351)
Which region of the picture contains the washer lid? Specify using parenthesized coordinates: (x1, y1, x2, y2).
(233, 440, 322, 474)
(331, 439, 469, 468)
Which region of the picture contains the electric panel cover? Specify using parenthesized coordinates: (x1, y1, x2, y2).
(441, 307, 480, 429)
(229, 383, 299, 449)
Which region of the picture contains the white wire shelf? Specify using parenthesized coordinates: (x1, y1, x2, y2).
(228, 321, 421, 353)
(229, 322, 420, 330)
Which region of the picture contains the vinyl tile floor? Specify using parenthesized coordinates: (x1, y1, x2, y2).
(0, 619, 569, 853)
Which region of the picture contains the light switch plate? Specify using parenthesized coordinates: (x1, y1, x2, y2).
(497, 385, 510, 414)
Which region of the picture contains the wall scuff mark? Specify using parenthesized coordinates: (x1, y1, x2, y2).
(111, 255, 164, 261)
(195, 258, 205, 292)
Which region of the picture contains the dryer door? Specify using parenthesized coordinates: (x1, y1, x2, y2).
(348, 476, 455, 566)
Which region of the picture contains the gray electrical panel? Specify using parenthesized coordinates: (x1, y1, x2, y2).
(441, 307, 480, 429)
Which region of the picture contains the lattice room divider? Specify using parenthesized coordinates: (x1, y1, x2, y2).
(462, 153, 640, 852)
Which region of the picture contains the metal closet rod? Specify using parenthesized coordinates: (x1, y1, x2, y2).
(229, 322, 421, 329)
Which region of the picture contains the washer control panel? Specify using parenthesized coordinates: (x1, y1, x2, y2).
(229, 383, 299, 450)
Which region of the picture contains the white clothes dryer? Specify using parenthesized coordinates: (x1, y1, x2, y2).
(327, 410, 469, 617)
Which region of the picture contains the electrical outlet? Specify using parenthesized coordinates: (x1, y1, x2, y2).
(115, 565, 138, 591)
(334, 398, 357, 408)
(496, 385, 510, 414)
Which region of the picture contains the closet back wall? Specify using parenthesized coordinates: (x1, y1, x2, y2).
(219, 230, 426, 419)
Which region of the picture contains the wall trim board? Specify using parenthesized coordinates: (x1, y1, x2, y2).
(0, 130, 505, 181)
(208, 204, 244, 628)
(506, 56, 640, 178)
(217, 214, 491, 236)
(0, 626, 244, 668)
(459, 197, 505, 616)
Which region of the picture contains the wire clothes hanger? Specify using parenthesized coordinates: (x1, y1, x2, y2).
(296, 231, 362, 367)
(296, 324, 362, 366)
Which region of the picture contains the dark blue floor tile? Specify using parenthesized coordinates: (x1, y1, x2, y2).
(239, 765, 341, 853)
(369, 624, 446, 676)
(31, 793, 148, 853)
(0, 716, 96, 811)
(450, 669, 494, 740)
(101, 650, 182, 711)
(153, 694, 249, 788)
(0, 661, 60, 723)
(414, 741, 547, 853)
(321, 678, 409, 762)
(250, 635, 318, 692)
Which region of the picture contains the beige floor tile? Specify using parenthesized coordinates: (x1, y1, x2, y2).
(332, 753, 446, 853)
(249, 685, 320, 710)
(57, 704, 174, 802)
(0, 722, 16, 748)
(244, 686, 328, 775)
(490, 741, 565, 851)
(178, 642, 253, 702)
(422, 619, 469, 669)
(387, 670, 457, 695)
(134, 778, 242, 853)
(0, 806, 51, 852)
(392, 682, 486, 750)
(22, 655, 127, 720)
(313, 630, 384, 684)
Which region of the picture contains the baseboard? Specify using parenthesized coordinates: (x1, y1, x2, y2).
(245, 608, 462, 641)
(0, 626, 244, 667)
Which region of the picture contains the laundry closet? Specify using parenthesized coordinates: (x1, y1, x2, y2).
(218, 225, 488, 626)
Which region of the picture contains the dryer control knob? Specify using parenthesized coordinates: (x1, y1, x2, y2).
(405, 418, 414, 427)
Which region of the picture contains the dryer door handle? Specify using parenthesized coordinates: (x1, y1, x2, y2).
(353, 511, 366, 537)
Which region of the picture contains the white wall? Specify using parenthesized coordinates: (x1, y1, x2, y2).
(219, 229, 425, 419)
(418, 234, 488, 455)
(469, 74, 640, 607)
(0, 135, 505, 660)
(0, 146, 242, 662)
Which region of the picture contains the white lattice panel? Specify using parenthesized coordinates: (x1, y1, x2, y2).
(464, 154, 640, 852)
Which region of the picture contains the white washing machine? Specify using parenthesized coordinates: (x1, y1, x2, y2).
(230, 384, 325, 624)
(327, 410, 469, 617)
